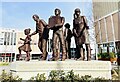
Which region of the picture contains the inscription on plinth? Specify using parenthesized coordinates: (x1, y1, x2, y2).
(10, 60, 111, 80)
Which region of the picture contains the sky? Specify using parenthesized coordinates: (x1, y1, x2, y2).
(0, 1, 93, 31)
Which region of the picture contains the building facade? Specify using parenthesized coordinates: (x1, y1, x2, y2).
(0, 29, 16, 62)
(93, 0, 120, 55)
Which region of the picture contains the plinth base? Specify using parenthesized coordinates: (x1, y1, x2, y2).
(10, 60, 111, 80)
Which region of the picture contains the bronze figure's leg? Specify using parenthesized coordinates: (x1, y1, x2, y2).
(74, 38, 79, 60)
(41, 39, 47, 60)
(65, 41, 68, 59)
(53, 33, 58, 60)
(26, 52, 30, 61)
(58, 31, 66, 61)
(38, 37, 43, 59)
(85, 44, 91, 61)
(77, 44, 84, 60)
(38, 39, 42, 52)
(68, 41, 71, 59)
(56, 37, 60, 60)
(18, 45, 24, 60)
(80, 46, 84, 60)
(65, 40, 71, 59)
(66, 41, 71, 59)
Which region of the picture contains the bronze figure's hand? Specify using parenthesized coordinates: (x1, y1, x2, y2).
(20, 38, 22, 40)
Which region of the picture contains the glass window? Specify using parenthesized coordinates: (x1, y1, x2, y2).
(14, 33, 16, 45)
(4, 32, 7, 45)
(7, 32, 10, 45)
(109, 42, 114, 47)
(0, 32, 4, 45)
(11, 33, 13, 45)
(0, 38, 3, 45)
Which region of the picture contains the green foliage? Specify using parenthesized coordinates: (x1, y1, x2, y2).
(28, 70, 107, 82)
(93, 77, 106, 81)
(0, 69, 110, 81)
(109, 52, 116, 58)
(111, 68, 120, 80)
(80, 75, 92, 81)
(97, 52, 109, 59)
(65, 70, 80, 81)
(27, 73, 46, 82)
(97, 52, 116, 59)
(0, 62, 9, 66)
(48, 70, 65, 81)
(117, 53, 120, 58)
(0, 70, 22, 82)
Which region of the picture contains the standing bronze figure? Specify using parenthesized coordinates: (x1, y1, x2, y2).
(30, 14, 49, 60)
(48, 8, 66, 61)
(73, 8, 91, 61)
(64, 23, 72, 59)
(18, 28, 32, 61)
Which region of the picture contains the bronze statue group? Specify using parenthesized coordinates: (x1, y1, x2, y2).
(18, 8, 91, 61)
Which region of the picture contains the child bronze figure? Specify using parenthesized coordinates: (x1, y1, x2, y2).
(18, 28, 32, 61)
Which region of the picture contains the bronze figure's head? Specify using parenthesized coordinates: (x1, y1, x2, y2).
(65, 23, 70, 28)
(55, 8, 61, 16)
(32, 14, 39, 21)
(74, 8, 81, 16)
(24, 28, 31, 35)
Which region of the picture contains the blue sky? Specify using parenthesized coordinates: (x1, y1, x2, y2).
(1, 1, 93, 30)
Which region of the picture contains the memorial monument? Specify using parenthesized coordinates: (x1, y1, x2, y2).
(12, 8, 112, 80)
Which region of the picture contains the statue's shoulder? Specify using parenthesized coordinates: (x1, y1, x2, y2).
(61, 16, 65, 20)
(49, 16, 55, 18)
(61, 16, 64, 18)
(40, 19, 44, 22)
(81, 16, 86, 19)
(39, 19, 44, 23)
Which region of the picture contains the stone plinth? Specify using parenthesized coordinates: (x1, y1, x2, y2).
(10, 60, 111, 80)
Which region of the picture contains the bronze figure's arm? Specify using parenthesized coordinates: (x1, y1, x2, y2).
(30, 31, 37, 36)
(69, 29, 73, 38)
(83, 16, 89, 29)
(55, 17, 65, 27)
(41, 19, 49, 28)
(73, 20, 79, 37)
(27, 35, 32, 41)
(63, 28, 66, 36)
(20, 38, 25, 41)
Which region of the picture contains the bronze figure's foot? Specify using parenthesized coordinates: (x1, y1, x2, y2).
(19, 57, 23, 61)
(25, 57, 30, 61)
(77, 57, 84, 61)
(87, 57, 91, 61)
(74, 58, 78, 60)
(38, 57, 46, 61)
(48, 56, 60, 61)
(48, 57, 55, 61)
(54, 57, 59, 61)
(62, 55, 66, 61)
(58, 58, 62, 61)
(62, 58, 65, 61)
